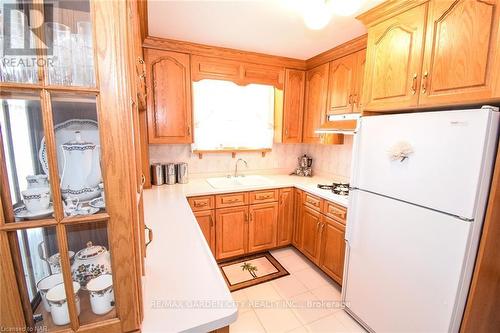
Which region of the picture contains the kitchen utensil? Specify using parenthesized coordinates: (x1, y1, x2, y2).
(71, 241, 112, 289)
(36, 273, 64, 312)
(165, 163, 176, 185)
(151, 163, 164, 185)
(21, 188, 50, 213)
(292, 154, 313, 177)
(87, 274, 115, 315)
(46, 281, 81, 326)
(176, 162, 188, 184)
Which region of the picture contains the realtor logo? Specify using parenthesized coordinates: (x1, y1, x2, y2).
(2, 2, 53, 56)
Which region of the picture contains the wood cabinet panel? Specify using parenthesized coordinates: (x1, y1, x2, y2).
(363, 3, 427, 111)
(188, 195, 215, 211)
(249, 189, 279, 204)
(244, 64, 285, 89)
(303, 63, 329, 144)
(304, 193, 323, 212)
(215, 192, 249, 208)
(282, 69, 305, 143)
(323, 201, 347, 225)
(216, 206, 249, 260)
(301, 206, 321, 262)
(292, 189, 304, 249)
(277, 188, 294, 247)
(248, 202, 278, 252)
(194, 210, 216, 255)
(319, 215, 346, 284)
(145, 49, 192, 143)
(353, 49, 366, 113)
(420, 0, 500, 105)
(327, 53, 357, 115)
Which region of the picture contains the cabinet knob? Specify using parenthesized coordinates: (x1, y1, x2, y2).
(421, 71, 428, 94)
(410, 73, 418, 95)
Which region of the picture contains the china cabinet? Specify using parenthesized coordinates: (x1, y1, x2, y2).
(1, 1, 143, 332)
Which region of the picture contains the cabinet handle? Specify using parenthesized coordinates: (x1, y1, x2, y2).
(421, 71, 428, 94)
(226, 198, 240, 203)
(145, 225, 153, 247)
(410, 73, 418, 95)
(316, 221, 320, 230)
(348, 94, 353, 105)
(194, 201, 208, 207)
(141, 173, 146, 187)
(249, 212, 253, 221)
(285, 128, 289, 137)
(138, 57, 145, 65)
(187, 126, 191, 136)
(257, 194, 272, 200)
(306, 198, 318, 206)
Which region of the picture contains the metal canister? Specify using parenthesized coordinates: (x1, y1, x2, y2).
(164, 163, 176, 185)
(150, 163, 164, 185)
(176, 162, 188, 184)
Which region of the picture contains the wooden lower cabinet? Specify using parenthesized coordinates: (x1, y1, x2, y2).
(277, 188, 294, 247)
(215, 206, 249, 260)
(248, 202, 278, 252)
(318, 215, 346, 284)
(194, 210, 216, 255)
(292, 189, 304, 250)
(301, 206, 322, 263)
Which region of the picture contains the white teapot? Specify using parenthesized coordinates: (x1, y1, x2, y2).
(71, 241, 111, 289)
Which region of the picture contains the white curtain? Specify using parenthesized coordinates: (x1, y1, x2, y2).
(192, 79, 275, 150)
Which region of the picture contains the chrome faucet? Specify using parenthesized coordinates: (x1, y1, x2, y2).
(234, 158, 248, 177)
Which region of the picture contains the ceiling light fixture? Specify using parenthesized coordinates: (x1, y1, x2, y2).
(302, 0, 332, 30)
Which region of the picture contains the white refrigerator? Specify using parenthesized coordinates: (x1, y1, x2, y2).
(342, 107, 499, 333)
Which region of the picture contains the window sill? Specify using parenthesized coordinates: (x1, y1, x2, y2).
(192, 148, 272, 159)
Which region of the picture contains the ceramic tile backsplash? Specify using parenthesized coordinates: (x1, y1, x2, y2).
(149, 136, 353, 181)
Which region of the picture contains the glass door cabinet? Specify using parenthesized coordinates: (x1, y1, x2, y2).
(1, 1, 144, 332)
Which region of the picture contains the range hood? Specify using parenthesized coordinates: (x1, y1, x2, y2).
(315, 113, 360, 135)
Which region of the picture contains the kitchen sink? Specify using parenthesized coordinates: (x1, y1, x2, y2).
(206, 175, 273, 189)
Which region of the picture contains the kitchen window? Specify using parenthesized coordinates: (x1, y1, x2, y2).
(192, 79, 275, 151)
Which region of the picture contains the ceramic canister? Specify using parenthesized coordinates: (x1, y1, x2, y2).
(87, 274, 114, 315)
(36, 273, 64, 312)
(46, 281, 81, 326)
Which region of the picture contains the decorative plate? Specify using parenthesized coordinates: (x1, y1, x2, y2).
(14, 204, 54, 220)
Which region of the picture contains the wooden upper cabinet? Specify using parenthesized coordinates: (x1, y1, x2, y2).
(145, 49, 193, 144)
(282, 69, 306, 143)
(248, 203, 278, 253)
(354, 49, 366, 113)
(194, 210, 216, 255)
(277, 188, 295, 246)
(362, 3, 427, 111)
(191, 55, 285, 88)
(216, 206, 249, 260)
(419, 0, 500, 105)
(327, 52, 357, 115)
(303, 63, 329, 144)
(318, 215, 346, 284)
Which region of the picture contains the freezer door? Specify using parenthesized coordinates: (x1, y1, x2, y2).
(343, 190, 472, 332)
(351, 108, 498, 219)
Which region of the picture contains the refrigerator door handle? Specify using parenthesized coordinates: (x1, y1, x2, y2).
(345, 189, 358, 244)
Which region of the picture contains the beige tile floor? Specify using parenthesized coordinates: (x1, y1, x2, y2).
(230, 247, 366, 333)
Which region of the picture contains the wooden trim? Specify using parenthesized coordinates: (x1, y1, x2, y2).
(461, 145, 500, 332)
(0, 219, 57, 231)
(210, 325, 230, 333)
(356, 0, 429, 27)
(0, 82, 99, 94)
(144, 36, 307, 70)
(193, 149, 272, 159)
(77, 318, 122, 333)
(61, 213, 110, 225)
(306, 35, 368, 69)
(137, 0, 148, 41)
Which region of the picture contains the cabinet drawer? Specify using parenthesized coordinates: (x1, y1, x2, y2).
(188, 196, 215, 211)
(249, 189, 279, 204)
(216, 192, 249, 208)
(303, 193, 323, 211)
(323, 201, 347, 225)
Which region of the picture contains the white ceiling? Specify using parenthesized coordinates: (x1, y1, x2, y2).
(148, 0, 385, 60)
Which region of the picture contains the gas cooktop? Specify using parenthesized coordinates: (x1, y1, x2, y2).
(317, 182, 350, 196)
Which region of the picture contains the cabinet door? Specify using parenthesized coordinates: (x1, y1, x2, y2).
(216, 206, 248, 260)
(363, 3, 427, 111)
(292, 189, 303, 249)
(282, 69, 306, 143)
(277, 188, 294, 246)
(327, 53, 357, 115)
(301, 206, 321, 263)
(194, 210, 216, 255)
(319, 215, 346, 284)
(420, 0, 500, 106)
(248, 203, 278, 253)
(303, 63, 329, 144)
(353, 49, 366, 113)
(145, 49, 192, 143)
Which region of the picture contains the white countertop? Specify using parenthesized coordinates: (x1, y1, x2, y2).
(141, 174, 348, 332)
